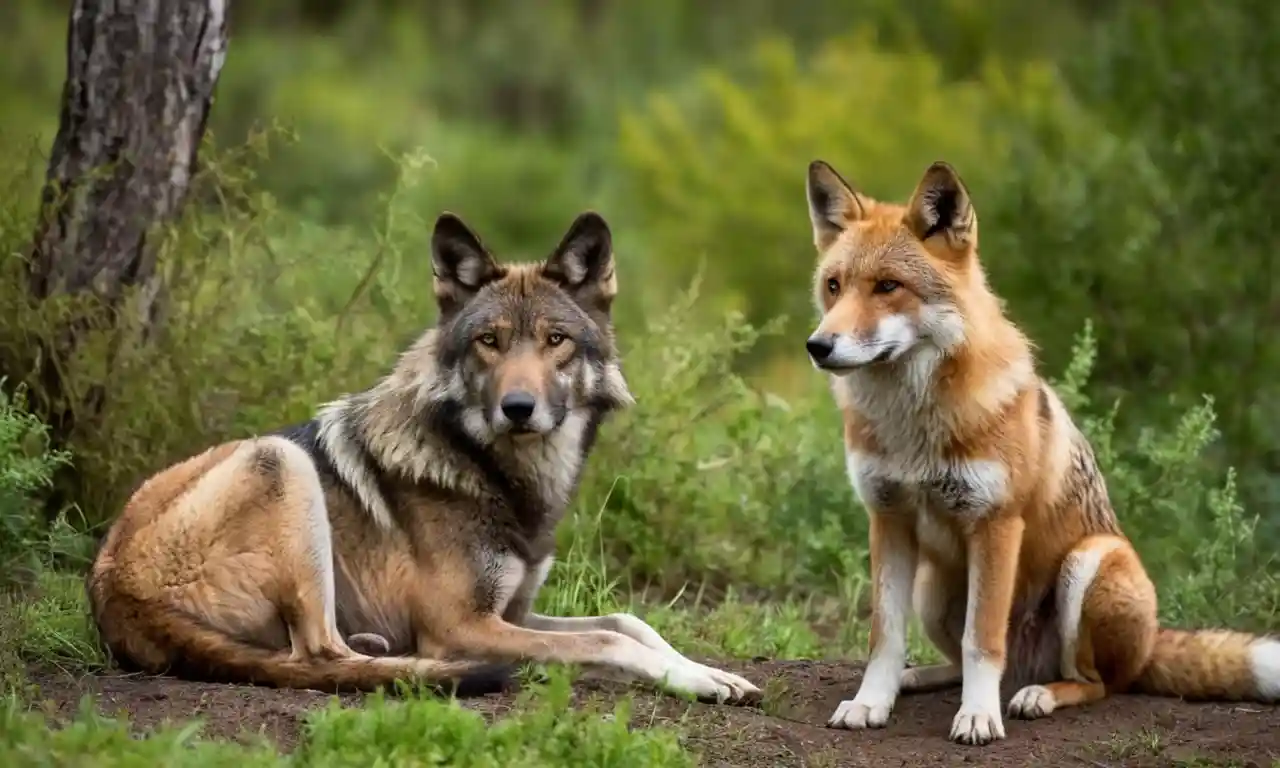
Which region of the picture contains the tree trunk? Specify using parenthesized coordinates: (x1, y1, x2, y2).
(31, 0, 229, 309)
(26, 0, 228, 442)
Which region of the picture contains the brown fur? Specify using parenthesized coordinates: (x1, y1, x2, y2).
(88, 211, 761, 703)
(805, 160, 1278, 746)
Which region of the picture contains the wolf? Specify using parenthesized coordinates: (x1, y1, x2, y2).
(801, 159, 1278, 745)
(87, 210, 760, 703)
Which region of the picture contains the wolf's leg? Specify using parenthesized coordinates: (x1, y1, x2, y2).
(445, 615, 760, 703)
(525, 614, 675, 653)
(829, 512, 918, 730)
(948, 515, 1024, 746)
(523, 613, 755, 694)
(1008, 535, 1155, 720)
(901, 560, 964, 693)
(264, 437, 356, 662)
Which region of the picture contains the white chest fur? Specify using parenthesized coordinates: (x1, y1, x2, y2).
(845, 450, 1009, 520)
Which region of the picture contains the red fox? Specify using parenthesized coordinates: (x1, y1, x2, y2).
(803, 159, 1279, 745)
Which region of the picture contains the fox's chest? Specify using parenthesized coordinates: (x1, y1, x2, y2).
(845, 451, 1008, 519)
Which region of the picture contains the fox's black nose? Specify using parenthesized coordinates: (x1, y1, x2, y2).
(806, 335, 835, 362)
(500, 391, 537, 423)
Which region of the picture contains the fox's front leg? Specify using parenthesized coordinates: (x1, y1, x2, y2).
(950, 514, 1025, 746)
(828, 512, 917, 730)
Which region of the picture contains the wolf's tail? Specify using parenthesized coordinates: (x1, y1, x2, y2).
(1131, 627, 1279, 702)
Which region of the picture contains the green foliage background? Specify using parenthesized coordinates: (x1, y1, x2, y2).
(0, 0, 1274, 652)
(0, 0, 1276, 759)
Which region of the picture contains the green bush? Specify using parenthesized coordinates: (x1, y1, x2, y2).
(566, 283, 859, 598)
(0, 384, 70, 588)
(1052, 322, 1278, 630)
(615, 31, 1020, 353)
(976, 0, 1280, 529)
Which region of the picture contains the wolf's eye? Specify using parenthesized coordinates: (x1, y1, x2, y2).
(826, 278, 840, 295)
(478, 332, 499, 348)
(547, 332, 567, 347)
(873, 280, 901, 294)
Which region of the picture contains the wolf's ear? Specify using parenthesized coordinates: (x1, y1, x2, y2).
(905, 161, 977, 257)
(543, 211, 617, 315)
(807, 160, 870, 251)
(431, 212, 502, 317)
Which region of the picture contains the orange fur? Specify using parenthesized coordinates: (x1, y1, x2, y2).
(806, 160, 1278, 746)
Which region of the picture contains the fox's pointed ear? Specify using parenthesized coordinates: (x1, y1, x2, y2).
(807, 160, 870, 251)
(431, 213, 502, 318)
(543, 211, 617, 315)
(905, 161, 977, 256)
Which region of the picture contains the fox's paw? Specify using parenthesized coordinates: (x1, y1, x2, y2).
(827, 697, 893, 730)
(949, 705, 1006, 745)
(1007, 684, 1056, 720)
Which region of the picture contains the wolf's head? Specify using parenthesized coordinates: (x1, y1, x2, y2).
(425, 211, 634, 441)
(802, 160, 979, 376)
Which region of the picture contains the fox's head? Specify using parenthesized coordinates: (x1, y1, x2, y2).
(426, 211, 633, 441)
(803, 160, 977, 375)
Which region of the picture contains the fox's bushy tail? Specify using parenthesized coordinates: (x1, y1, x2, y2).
(1132, 628, 1279, 702)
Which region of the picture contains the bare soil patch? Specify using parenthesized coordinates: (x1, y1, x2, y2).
(26, 659, 1280, 767)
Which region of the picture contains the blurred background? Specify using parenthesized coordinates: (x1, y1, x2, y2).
(0, 0, 1275, 638)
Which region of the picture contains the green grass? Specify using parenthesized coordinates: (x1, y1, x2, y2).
(1, 671, 696, 767)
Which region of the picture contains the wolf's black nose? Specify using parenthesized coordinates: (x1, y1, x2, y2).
(500, 391, 537, 423)
(806, 335, 835, 362)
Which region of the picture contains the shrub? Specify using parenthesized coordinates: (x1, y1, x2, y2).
(615, 31, 1018, 356)
(566, 280, 859, 600)
(1052, 322, 1277, 629)
(977, 0, 1280, 530)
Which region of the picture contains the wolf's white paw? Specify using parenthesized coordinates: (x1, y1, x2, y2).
(1007, 684, 1056, 720)
(949, 705, 1006, 745)
(827, 697, 893, 730)
(690, 662, 761, 703)
(658, 663, 736, 703)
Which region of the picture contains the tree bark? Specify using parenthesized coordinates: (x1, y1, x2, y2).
(25, 0, 228, 442)
(30, 0, 228, 313)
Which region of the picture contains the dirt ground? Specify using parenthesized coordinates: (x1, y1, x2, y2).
(26, 658, 1280, 767)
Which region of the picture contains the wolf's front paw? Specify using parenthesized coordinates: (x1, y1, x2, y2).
(949, 704, 1006, 745)
(827, 696, 893, 730)
(658, 663, 738, 703)
(691, 662, 761, 704)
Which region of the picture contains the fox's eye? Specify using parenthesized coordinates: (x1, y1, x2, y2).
(873, 280, 901, 294)
(478, 332, 499, 348)
(547, 332, 567, 347)
(826, 278, 840, 295)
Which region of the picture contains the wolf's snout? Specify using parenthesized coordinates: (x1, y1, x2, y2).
(806, 335, 835, 362)
(499, 391, 537, 424)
